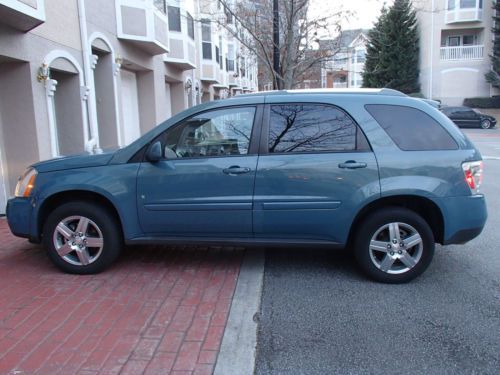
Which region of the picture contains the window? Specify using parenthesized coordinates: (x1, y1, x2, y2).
(161, 107, 256, 158)
(215, 46, 220, 64)
(268, 104, 366, 153)
(168, 6, 181, 32)
(448, 36, 460, 46)
(462, 35, 474, 45)
(365, 105, 458, 151)
(460, 0, 476, 8)
(227, 44, 235, 71)
(356, 49, 366, 63)
(241, 57, 246, 77)
(153, 0, 166, 13)
(201, 19, 212, 60)
(448, 0, 455, 10)
(187, 12, 194, 39)
(219, 36, 223, 70)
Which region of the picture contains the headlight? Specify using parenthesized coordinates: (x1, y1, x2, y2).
(15, 168, 38, 197)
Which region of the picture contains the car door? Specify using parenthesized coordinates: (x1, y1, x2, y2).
(253, 102, 380, 244)
(137, 105, 262, 237)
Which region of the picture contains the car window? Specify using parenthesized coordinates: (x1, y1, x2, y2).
(461, 109, 477, 119)
(161, 107, 256, 158)
(268, 104, 369, 153)
(365, 104, 458, 151)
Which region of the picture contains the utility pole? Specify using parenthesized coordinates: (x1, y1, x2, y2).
(273, 0, 280, 89)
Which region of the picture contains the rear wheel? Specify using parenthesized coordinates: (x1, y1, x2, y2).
(43, 201, 122, 274)
(354, 207, 435, 283)
(480, 119, 492, 129)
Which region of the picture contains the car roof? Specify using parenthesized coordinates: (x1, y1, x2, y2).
(231, 88, 407, 99)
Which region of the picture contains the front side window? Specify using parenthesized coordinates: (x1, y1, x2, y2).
(365, 104, 458, 151)
(268, 104, 365, 153)
(168, 6, 181, 32)
(161, 107, 256, 158)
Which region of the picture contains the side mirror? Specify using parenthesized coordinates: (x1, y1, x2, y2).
(146, 141, 162, 162)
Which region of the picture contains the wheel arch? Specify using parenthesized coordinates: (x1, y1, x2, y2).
(37, 190, 124, 241)
(347, 195, 445, 246)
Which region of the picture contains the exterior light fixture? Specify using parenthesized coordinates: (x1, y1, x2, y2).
(37, 63, 50, 82)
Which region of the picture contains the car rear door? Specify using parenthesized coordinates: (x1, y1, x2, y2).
(137, 105, 263, 237)
(253, 101, 380, 245)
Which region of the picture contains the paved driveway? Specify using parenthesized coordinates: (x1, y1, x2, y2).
(0, 220, 243, 375)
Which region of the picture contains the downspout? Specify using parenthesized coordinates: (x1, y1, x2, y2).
(77, 0, 101, 153)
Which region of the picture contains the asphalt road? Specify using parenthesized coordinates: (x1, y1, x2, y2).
(255, 128, 500, 375)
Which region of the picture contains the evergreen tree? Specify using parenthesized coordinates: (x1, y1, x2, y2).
(485, 1, 500, 88)
(362, 0, 420, 94)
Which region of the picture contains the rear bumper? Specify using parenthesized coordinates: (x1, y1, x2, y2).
(436, 195, 487, 245)
(6, 197, 34, 240)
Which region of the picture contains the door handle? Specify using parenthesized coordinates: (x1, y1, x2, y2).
(338, 160, 367, 169)
(223, 166, 251, 175)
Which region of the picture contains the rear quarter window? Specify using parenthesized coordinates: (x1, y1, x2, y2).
(365, 104, 458, 151)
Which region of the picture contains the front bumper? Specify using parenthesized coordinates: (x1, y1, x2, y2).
(6, 197, 34, 240)
(436, 195, 487, 245)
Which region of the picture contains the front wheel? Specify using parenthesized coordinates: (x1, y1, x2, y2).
(480, 119, 492, 129)
(43, 201, 122, 274)
(354, 208, 435, 283)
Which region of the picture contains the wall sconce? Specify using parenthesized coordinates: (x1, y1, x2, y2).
(37, 63, 50, 82)
(115, 54, 123, 66)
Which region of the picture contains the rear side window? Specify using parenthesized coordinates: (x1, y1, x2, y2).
(365, 104, 458, 151)
(268, 104, 370, 153)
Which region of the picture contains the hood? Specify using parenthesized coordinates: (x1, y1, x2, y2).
(32, 151, 116, 173)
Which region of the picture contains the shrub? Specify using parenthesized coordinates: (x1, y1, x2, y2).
(463, 97, 500, 108)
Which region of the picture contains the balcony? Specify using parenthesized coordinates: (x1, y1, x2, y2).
(0, 0, 45, 31)
(164, 35, 196, 70)
(333, 82, 348, 88)
(445, 0, 483, 24)
(115, 0, 169, 55)
(440, 45, 484, 61)
(201, 59, 221, 84)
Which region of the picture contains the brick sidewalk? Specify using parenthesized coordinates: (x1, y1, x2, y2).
(0, 218, 243, 375)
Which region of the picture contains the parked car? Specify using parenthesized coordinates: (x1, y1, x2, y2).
(7, 89, 487, 283)
(440, 106, 497, 129)
(420, 98, 441, 109)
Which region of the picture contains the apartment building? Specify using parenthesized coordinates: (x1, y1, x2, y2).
(319, 29, 369, 89)
(0, 0, 258, 214)
(417, 0, 495, 105)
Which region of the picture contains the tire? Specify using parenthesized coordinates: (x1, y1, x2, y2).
(480, 119, 492, 129)
(43, 201, 122, 274)
(353, 207, 434, 283)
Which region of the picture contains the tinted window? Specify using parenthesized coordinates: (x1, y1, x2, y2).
(268, 104, 367, 153)
(161, 107, 256, 158)
(366, 104, 458, 151)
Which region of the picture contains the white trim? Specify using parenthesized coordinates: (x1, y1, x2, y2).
(88, 32, 124, 147)
(43, 50, 88, 158)
(441, 67, 480, 74)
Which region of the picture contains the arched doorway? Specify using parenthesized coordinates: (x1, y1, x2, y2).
(48, 56, 86, 156)
(90, 35, 120, 150)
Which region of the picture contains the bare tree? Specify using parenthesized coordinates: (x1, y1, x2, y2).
(212, 0, 346, 90)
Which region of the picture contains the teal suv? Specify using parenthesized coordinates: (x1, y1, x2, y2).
(7, 89, 487, 283)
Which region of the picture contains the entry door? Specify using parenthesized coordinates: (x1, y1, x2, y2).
(121, 70, 141, 145)
(253, 103, 380, 244)
(137, 106, 260, 237)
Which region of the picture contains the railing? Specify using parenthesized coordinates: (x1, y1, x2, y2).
(333, 82, 348, 88)
(440, 45, 484, 61)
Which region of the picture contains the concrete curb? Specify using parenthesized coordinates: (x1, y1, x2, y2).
(214, 248, 265, 375)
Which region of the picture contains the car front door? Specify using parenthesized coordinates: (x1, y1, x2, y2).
(253, 103, 380, 245)
(137, 105, 262, 237)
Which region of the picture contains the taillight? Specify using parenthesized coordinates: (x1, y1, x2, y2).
(462, 161, 483, 194)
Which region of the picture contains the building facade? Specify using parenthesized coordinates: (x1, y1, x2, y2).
(0, 0, 258, 214)
(417, 0, 495, 105)
(319, 29, 369, 90)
